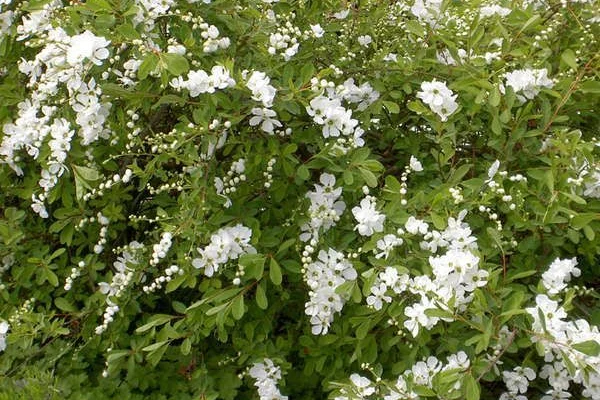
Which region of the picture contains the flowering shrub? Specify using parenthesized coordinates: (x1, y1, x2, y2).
(0, 0, 599, 399)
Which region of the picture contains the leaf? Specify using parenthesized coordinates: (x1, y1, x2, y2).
(138, 54, 159, 80)
(256, 281, 268, 310)
(55, 297, 77, 312)
(407, 100, 429, 115)
(506, 269, 537, 282)
(383, 100, 399, 114)
(231, 295, 245, 320)
(142, 341, 169, 352)
(405, 20, 426, 37)
(489, 87, 501, 107)
(571, 213, 600, 229)
(573, 340, 600, 356)
(239, 253, 266, 280)
(206, 302, 229, 316)
(359, 168, 378, 187)
(180, 338, 191, 355)
(152, 94, 186, 109)
(561, 49, 578, 70)
(72, 164, 100, 181)
(162, 53, 189, 76)
(269, 257, 282, 285)
(296, 165, 309, 181)
(136, 315, 175, 333)
(463, 374, 480, 400)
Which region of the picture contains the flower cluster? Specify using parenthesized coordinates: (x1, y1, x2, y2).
(542, 257, 581, 295)
(170, 66, 235, 97)
(96, 241, 144, 334)
(526, 258, 600, 399)
(304, 248, 356, 335)
(266, 13, 323, 61)
(1, 24, 113, 217)
(214, 158, 247, 208)
(300, 173, 346, 243)
(248, 358, 288, 400)
(337, 351, 471, 399)
(192, 224, 256, 277)
(416, 80, 458, 121)
(365, 213, 486, 336)
(503, 68, 554, 101)
(500, 367, 536, 400)
(150, 232, 173, 266)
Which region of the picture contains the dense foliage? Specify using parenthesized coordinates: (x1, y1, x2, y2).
(0, 0, 599, 398)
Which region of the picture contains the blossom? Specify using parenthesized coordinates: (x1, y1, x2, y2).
(349, 374, 376, 396)
(416, 80, 458, 121)
(405, 216, 429, 235)
(357, 35, 372, 47)
(246, 71, 277, 107)
(352, 196, 385, 236)
(541, 258, 580, 295)
(66, 30, 110, 66)
(249, 107, 282, 134)
(310, 24, 324, 38)
(504, 68, 554, 101)
(0, 321, 8, 352)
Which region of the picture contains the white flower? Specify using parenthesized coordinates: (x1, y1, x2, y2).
(541, 258, 580, 295)
(333, 9, 349, 19)
(357, 35, 372, 47)
(0, 320, 8, 352)
(383, 53, 398, 62)
(375, 234, 403, 259)
(416, 80, 458, 121)
(409, 156, 423, 172)
(310, 24, 324, 38)
(249, 107, 282, 134)
(405, 216, 429, 235)
(504, 68, 554, 101)
(352, 196, 385, 236)
(366, 282, 392, 310)
(502, 367, 536, 394)
(480, 4, 512, 18)
(350, 374, 376, 396)
(246, 71, 277, 107)
(67, 30, 110, 66)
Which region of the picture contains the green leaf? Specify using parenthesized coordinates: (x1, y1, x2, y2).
(489, 87, 501, 107)
(136, 315, 175, 333)
(573, 340, 600, 356)
(383, 100, 400, 114)
(55, 297, 77, 312)
(180, 338, 191, 355)
(256, 281, 268, 310)
(297, 165, 309, 181)
(162, 53, 190, 76)
(561, 49, 578, 70)
(463, 374, 480, 400)
(359, 168, 378, 187)
(231, 295, 245, 320)
(239, 253, 266, 280)
(142, 341, 169, 352)
(72, 164, 100, 181)
(269, 257, 282, 285)
(571, 213, 600, 229)
(405, 20, 426, 37)
(138, 54, 159, 80)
